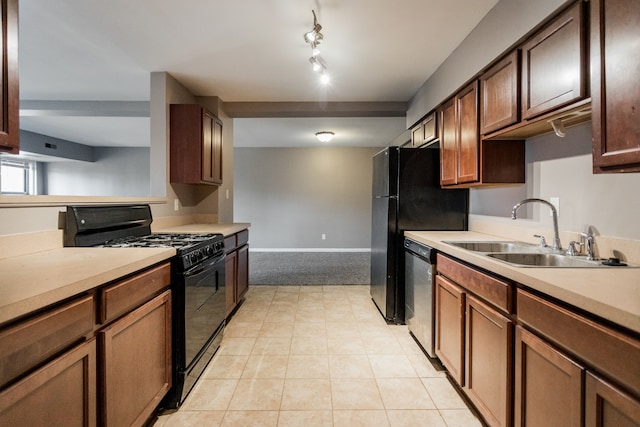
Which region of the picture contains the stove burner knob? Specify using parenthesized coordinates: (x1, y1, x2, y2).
(204, 246, 213, 256)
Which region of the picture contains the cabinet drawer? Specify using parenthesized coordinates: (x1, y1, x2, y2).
(237, 229, 249, 247)
(224, 235, 237, 253)
(517, 289, 640, 397)
(0, 295, 94, 387)
(437, 254, 512, 312)
(99, 262, 171, 324)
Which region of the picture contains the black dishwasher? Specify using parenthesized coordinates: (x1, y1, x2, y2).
(404, 237, 437, 357)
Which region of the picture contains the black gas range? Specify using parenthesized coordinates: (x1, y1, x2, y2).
(93, 232, 225, 272)
(64, 204, 227, 408)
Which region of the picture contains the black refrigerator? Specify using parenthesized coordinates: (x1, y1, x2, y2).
(370, 146, 468, 323)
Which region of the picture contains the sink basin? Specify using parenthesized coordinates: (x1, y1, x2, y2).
(487, 253, 603, 268)
(444, 241, 540, 253)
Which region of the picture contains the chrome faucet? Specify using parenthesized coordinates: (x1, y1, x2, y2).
(511, 198, 562, 251)
(580, 232, 597, 261)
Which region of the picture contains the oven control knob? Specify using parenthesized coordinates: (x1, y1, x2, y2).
(204, 246, 213, 256)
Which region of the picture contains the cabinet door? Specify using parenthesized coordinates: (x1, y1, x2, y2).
(521, 1, 586, 119)
(435, 275, 465, 385)
(591, 0, 640, 172)
(100, 291, 172, 427)
(456, 81, 480, 184)
(201, 111, 214, 183)
(411, 125, 423, 148)
(465, 295, 512, 427)
(212, 117, 223, 184)
(585, 372, 640, 427)
(514, 326, 583, 427)
(0, 0, 19, 154)
(481, 50, 520, 134)
(237, 245, 249, 301)
(225, 249, 238, 315)
(0, 339, 97, 427)
(439, 99, 458, 186)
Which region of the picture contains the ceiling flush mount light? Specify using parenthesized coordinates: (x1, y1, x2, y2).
(315, 131, 335, 143)
(304, 10, 329, 84)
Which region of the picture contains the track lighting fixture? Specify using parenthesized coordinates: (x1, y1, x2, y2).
(303, 10, 323, 47)
(304, 9, 329, 84)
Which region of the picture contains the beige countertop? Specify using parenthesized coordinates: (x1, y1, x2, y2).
(157, 222, 250, 237)
(0, 247, 175, 326)
(405, 231, 640, 334)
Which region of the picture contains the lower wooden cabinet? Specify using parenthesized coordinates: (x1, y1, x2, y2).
(435, 275, 465, 385)
(237, 244, 249, 301)
(514, 326, 583, 427)
(0, 339, 97, 426)
(585, 372, 640, 427)
(225, 229, 250, 316)
(465, 295, 512, 427)
(225, 249, 238, 314)
(0, 262, 172, 426)
(435, 265, 513, 427)
(100, 290, 172, 427)
(433, 257, 640, 427)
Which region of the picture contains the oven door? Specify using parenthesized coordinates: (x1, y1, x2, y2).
(183, 253, 226, 368)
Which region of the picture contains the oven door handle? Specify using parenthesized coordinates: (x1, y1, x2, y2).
(183, 253, 226, 278)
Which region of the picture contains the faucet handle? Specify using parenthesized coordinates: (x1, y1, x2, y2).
(580, 231, 593, 241)
(533, 234, 547, 248)
(566, 241, 583, 256)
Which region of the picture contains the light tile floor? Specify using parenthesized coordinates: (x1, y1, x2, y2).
(155, 285, 482, 427)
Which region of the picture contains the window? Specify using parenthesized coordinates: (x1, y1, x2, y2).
(0, 158, 37, 195)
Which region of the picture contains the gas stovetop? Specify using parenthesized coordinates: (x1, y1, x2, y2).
(96, 233, 222, 250)
(96, 233, 225, 271)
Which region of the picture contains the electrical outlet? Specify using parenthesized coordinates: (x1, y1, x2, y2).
(321, 234, 326, 240)
(550, 197, 559, 217)
(174, 199, 179, 211)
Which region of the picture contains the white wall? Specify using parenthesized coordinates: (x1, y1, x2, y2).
(234, 147, 379, 249)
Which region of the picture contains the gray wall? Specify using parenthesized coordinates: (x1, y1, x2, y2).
(407, 0, 568, 126)
(234, 147, 380, 249)
(408, 0, 640, 241)
(471, 123, 640, 240)
(44, 147, 150, 196)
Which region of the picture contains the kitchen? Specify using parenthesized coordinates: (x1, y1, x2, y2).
(1, 0, 640, 426)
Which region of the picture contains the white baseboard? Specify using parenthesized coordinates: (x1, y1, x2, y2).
(250, 248, 371, 253)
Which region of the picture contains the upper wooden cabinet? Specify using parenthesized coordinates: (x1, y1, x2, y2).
(170, 104, 223, 185)
(521, 1, 587, 120)
(480, 50, 520, 135)
(410, 112, 438, 148)
(438, 82, 479, 186)
(439, 81, 525, 188)
(456, 82, 481, 184)
(0, 0, 19, 154)
(439, 98, 458, 186)
(591, 0, 640, 173)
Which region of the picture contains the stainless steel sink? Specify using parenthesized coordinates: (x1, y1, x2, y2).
(487, 252, 604, 268)
(444, 241, 540, 253)
(443, 240, 636, 268)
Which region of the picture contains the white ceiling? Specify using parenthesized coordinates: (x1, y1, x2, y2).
(18, 0, 499, 148)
